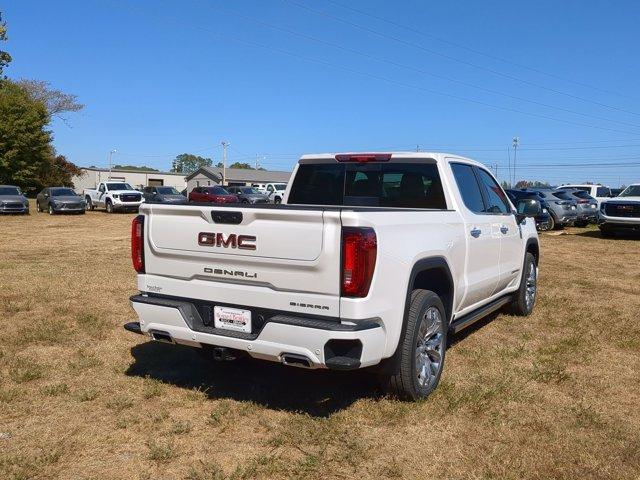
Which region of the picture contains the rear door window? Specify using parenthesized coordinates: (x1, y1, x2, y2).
(451, 163, 485, 214)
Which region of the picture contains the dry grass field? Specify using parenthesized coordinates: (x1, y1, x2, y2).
(1, 201, 639, 480)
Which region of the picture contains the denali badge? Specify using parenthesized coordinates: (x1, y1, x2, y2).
(204, 267, 257, 279)
(198, 232, 256, 250)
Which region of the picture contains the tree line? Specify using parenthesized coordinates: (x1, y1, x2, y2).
(0, 12, 83, 194)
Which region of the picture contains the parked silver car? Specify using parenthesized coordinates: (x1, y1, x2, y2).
(36, 187, 86, 214)
(0, 185, 29, 214)
(530, 189, 578, 229)
(562, 188, 598, 226)
(142, 186, 188, 204)
(225, 186, 270, 204)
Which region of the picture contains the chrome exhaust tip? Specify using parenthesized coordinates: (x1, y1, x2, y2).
(281, 353, 313, 369)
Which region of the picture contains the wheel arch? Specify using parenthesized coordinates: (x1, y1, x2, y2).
(525, 238, 540, 265)
(374, 256, 454, 373)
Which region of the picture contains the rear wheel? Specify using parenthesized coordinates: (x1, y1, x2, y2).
(380, 290, 447, 401)
(507, 253, 537, 316)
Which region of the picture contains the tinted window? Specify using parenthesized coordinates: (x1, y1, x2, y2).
(51, 188, 77, 196)
(275, 184, 286, 191)
(0, 187, 21, 195)
(106, 183, 133, 191)
(288, 162, 446, 208)
(552, 190, 573, 200)
(241, 187, 260, 194)
(476, 169, 510, 214)
(451, 163, 485, 213)
(157, 187, 179, 195)
(208, 186, 229, 195)
(572, 190, 593, 200)
(596, 187, 611, 197)
(288, 164, 345, 206)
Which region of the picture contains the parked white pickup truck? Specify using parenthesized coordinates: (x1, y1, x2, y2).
(252, 182, 287, 204)
(125, 152, 540, 400)
(84, 181, 144, 213)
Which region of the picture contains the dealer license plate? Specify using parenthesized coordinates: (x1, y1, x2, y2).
(214, 306, 252, 333)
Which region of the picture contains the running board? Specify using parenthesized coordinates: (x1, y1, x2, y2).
(449, 295, 513, 334)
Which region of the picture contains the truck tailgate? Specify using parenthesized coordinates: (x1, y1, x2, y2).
(141, 204, 342, 296)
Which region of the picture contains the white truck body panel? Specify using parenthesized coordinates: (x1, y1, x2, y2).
(129, 152, 538, 369)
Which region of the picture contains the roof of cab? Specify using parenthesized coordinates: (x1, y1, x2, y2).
(298, 151, 484, 167)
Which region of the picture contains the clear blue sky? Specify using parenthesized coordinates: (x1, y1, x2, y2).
(4, 0, 640, 186)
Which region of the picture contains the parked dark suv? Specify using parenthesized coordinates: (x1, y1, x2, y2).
(506, 190, 551, 231)
(562, 188, 598, 226)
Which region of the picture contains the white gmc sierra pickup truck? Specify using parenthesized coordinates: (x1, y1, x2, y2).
(125, 152, 540, 400)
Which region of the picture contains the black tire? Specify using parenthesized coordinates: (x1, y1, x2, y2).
(85, 196, 93, 211)
(106, 200, 113, 213)
(545, 213, 555, 231)
(274, 197, 282, 205)
(36, 201, 42, 213)
(507, 253, 537, 316)
(48, 204, 55, 215)
(551, 214, 564, 230)
(380, 289, 447, 401)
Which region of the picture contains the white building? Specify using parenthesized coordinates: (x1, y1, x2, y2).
(186, 167, 291, 193)
(72, 167, 187, 193)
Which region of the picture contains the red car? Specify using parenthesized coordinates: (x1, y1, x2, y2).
(188, 186, 239, 204)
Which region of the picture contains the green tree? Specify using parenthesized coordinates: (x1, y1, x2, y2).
(0, 81, 53, 191)
(0, 12, 11, 79)
(171, 153, 212, 174)
(41, 154, 82, 187)
(228, 162, 254, 170)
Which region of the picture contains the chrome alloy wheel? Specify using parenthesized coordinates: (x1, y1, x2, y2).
(525, 262, 537, 311)
(415, 307, 444, 390)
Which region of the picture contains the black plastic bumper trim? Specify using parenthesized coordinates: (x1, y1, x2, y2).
(124, 321, 143, 335)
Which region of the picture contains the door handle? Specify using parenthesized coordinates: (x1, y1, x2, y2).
(470, 228, 481, 238)
(500, 226, 509, 234)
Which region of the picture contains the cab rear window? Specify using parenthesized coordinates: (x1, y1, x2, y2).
(288, 162, 446, 209)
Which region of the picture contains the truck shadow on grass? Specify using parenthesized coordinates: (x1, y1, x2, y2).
(126, 342, 382, 417)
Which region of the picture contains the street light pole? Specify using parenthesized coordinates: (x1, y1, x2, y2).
(512, 137, 519, 187)
(221, 141, 229, 186)
(108, 149, 117, 179)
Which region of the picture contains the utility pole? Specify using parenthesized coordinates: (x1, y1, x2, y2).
(221, 141, 229, 186)
(108, 149, 117, 179)
(416, 144, 421, 152)
(512, 136, 520, 187)
(255, 154, 260, 170)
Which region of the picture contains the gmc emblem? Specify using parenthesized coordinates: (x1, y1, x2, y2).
(198, 232, 256, 250)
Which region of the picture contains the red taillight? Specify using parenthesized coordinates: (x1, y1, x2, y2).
(335, 153, 392, 163)
(577, 199, 589, 204)
(341, 227, 377, 297)
(131, 215, 145, 273)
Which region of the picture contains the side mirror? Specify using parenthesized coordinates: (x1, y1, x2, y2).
(515, 199, 541, 224)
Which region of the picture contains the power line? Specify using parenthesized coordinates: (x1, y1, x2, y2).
(196, 0, 640, 130)
(324, 0, 637, 102)
(284, 0, 640, 118)
(114, 1, 640, 136)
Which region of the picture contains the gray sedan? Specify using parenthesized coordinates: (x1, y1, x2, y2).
(0, 185, 30, 214)
(225, 186, 270, 204)
(36, 187, 86, 214)
(142, 186, 188, 204)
